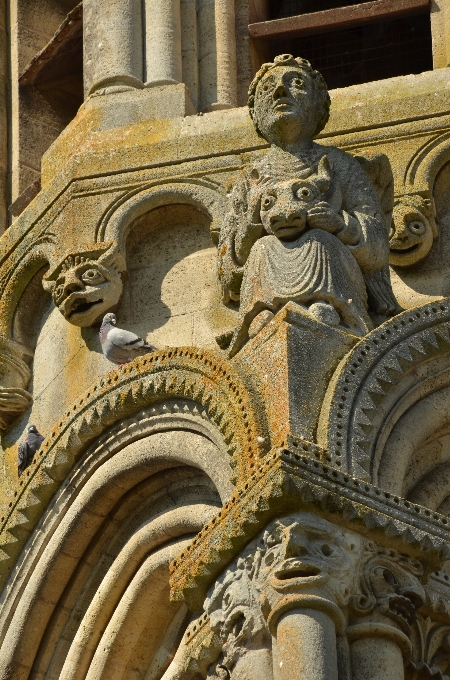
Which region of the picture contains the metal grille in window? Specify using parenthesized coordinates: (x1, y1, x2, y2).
(269, 0, 375, 20)
(268, 14, 433, 90)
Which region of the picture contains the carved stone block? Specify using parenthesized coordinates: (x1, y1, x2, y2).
(234, 301, 358, 445)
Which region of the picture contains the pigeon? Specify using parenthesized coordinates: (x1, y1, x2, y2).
(99, 313, 157, 366)
(18, 424, 44, 476)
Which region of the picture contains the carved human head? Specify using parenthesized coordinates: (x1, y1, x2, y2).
(389, 195, 437, 267)
(351, 543, 425, 635)
(256, 156, 332, 239)
(42, 241, 125, 327)
(248, 54, 331, 145)
(253, 513, 361, 606)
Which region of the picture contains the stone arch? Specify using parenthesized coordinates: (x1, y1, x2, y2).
(0, 244, 52, 339)
(98, 179, 227, 249)
(0, 347, 269, 591)
(0, 406, 232, 679)
(116, 201, 236, 349)
(404, 130, 450, 195)
(318, 299, 450, 485)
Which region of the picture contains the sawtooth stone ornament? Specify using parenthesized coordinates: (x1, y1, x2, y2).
(218, 54, 400, 355)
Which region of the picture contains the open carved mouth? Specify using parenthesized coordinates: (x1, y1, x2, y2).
(275, 565, 321, 580)
(387, 596, 416, 628)
(68, 298, 104, 318)
(390, 243, 420, 254)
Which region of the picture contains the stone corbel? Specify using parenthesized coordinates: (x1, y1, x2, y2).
(0, 336, 33, 432)
(42, 241, 126, 327)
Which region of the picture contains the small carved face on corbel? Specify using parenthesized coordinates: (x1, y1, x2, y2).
(389, 196, 437, 267)
(42, 242, 125, 327)
(351, 544, 425, 636)
(255, 156, 332, 240)
(254, 513, 361, 607)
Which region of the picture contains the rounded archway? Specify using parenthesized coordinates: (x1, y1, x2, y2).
(0, 405, 232, 680)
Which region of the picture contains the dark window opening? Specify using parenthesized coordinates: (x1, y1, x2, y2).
(269, 0, 375, 20)
(267, 13, 432, 89)
(10, 3, 83, 220)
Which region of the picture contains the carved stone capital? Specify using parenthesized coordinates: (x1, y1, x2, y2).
(350, 544, 425, 638)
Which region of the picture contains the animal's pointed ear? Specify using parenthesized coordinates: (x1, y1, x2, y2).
(315, 155, 332, 194)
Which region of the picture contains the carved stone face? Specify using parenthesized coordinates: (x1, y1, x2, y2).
(52, 261, 122, 326)
(253, 66, 319, 144)
(42, 243, 125, 327)
(255, 513, 361, 606)
(258, 162, 331, 240)
(389, 200, 435, 267)
(352, 548, 425, 636)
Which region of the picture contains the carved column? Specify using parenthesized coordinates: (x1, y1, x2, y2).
(348, 627, 409, 680)
(181, 0, 199, 110)
(83, 0, 143, 96)
(145, 0, 183, 86)
(348, 546, 425, 680)
(271, 606, 341, 680)
(198, 0, 238, 111)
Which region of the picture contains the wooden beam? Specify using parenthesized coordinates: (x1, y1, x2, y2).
(249, 0, 430, 40)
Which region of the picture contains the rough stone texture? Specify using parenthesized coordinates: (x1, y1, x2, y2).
(2, 6, 450, 678)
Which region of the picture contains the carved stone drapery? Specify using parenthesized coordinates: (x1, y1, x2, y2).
(217, 54, 398, 356)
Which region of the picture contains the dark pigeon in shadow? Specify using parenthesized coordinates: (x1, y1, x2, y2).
(18, 424, 44, 476)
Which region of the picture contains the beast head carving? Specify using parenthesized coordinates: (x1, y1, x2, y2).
(42, 242, 125, 327)
(252, 156, 332, 240)
(351, 544, 425, 635)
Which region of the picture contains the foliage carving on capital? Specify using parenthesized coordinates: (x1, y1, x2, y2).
(351, 543, 425, 637)
(42, 241, 125, 327)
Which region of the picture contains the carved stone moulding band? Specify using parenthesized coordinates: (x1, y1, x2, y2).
(0, 347, 267, 590)
(98, 178, 228, 247)
(169, 445, 450, 611)
(318, 298, 450, 482)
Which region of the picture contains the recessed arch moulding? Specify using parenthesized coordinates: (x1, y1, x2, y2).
(0, 179, 229, 444)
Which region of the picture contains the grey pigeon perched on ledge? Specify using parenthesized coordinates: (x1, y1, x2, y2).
(100, 312, 157, 366)
(18, 424, 44, 476)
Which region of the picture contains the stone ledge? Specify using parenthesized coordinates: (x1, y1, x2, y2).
(170, 445, 450, 610)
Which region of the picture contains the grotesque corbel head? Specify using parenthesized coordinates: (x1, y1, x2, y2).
(351, 543, 425, 636)
(252, 513, 361, 609)
(42, 242, 126, 327)
(390, 195, 437, 267)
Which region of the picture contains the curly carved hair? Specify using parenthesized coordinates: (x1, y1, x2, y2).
(248, 54, 331, 138)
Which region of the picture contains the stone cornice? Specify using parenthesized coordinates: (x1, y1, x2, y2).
(169, 445, 450, 611)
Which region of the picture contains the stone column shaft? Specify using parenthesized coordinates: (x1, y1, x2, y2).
(198, 0, 238, 111)
(145, 0, 183, 86)
(274, 609, 339, 680)
(181, 0, 199, 109)
(83, 0, 144, 95)
(348, 624, 411, 680)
